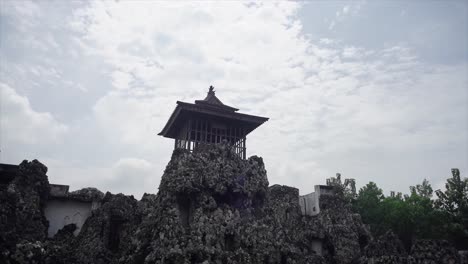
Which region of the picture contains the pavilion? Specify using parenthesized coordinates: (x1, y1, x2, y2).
(158, 86, 269, 159)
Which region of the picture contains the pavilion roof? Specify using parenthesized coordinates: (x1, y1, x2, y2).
(158, 86, 268, 139)
(194, 86, 239, 112)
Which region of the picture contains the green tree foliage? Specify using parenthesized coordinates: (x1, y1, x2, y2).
(392, 188, 448, 248)
(351, 170, 467, 250)
(435, 169, 468, 215)
(379, 195, 414, 247)
(410, 178, 433, 198)
(435, 169, 468, 249)
(354, 182, 385, 234)
(326, 173, 357, 202)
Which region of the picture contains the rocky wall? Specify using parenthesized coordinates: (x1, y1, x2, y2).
(1, 145, 464, 264)
(0, 160, 50, 263)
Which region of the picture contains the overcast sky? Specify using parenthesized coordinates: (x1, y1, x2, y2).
(1, 1, 467, 198)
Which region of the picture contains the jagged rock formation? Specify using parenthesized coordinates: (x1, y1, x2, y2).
(0, 145, 464, 264)
(0, 160, 50, 263)
(66, 192, 140, 263)
(408, 240, 461, 264)
(359, 231, 408, 264)
(68, 187, 105, 201)
(122, 145, 329, 264)
(317, 193, 371, 263)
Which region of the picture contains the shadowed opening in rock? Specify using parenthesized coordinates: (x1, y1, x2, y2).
(213, 189, 247, 209)
(252, 192, 265, 208)
(177, 194, 192, 227)
(224, 233, 236, 251)
(281, 253, 287, 264)
(323, 237, 335, 258)
(359, 234, 368, 251)
(285, 208, 291, 221)
(108, 214, 124, 252)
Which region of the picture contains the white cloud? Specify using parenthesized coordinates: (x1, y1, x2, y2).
(343, 6, 350, 15)
(342, 47, 365, 59)
(68, 1, 467, 195)
(92, 90, 177, 149)
(108, 158, 157, 196)
(328, 2, 363, 31)
(73, 1, 310, 149)
(0, 1, 466, 198)
(44, 157, 159, 199)
(0, 83, 68, 145)
(319, 38, 338, 45)
(0, 1, 41, 31)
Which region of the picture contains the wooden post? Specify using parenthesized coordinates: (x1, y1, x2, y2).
(243, 137, 246, 159)
(204, 120, 208, 144)
(187, 120, 191, 151)
(234, 127, 237, 154)
(195, 119, 198, 147)
(243, 127, 246, 159)
(236, 127, 239, 155)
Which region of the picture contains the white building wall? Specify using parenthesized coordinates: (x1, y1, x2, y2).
(300, 185, 335, 216)
(299, 191, 320, 216)
(44, 200, 93, 237)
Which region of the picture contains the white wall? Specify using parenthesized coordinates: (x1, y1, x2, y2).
(300, 185, 334, 216)
(299, 191, 319, 216)
(44, 200, 93, 237)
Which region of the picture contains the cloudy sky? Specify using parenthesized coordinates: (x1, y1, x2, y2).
(1, 1, 466, 198)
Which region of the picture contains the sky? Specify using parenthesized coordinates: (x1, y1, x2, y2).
(0, 1, 467, 199)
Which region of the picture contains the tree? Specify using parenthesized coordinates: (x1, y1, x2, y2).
(379, 195, 414, 248)
(435, 169, 468, 215)
(410, 178, 433, 199)
(326, 173, 357, 202)
(405, 181, 446, 243)
(356, 179, 445, 249)
(355, 182, 384, 207)
(354, 182, 385, 234)
(435, 168, 468, 249)
(349, 172, 467, 250)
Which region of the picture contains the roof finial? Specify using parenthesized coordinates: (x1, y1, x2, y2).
(208, 85, 215, 95)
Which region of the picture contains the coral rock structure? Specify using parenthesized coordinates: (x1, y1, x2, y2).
(0, 160, 50, 263)
(124, 145, 329, 264)
(0, 145, 464, 264)
(359, 231, 408, 264)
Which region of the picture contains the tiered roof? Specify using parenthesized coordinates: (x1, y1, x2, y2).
(158, 86, 268, 138)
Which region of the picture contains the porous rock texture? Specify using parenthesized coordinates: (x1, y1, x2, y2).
(1, 145, 464, 264)
(359, 231, 408, 264)
(317, 193, 371, 263)
(0, 160, 50, 263)
(408, 240, 461, 264)
(67, 192, 140, 264)
(122, 145, 329, 264)
(68, 187, 105, 201)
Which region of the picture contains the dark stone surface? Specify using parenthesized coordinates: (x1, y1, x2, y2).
(120, 144, 328, 264)
(0, 159, 50, 263)
(66, 192, 141, 263)
(408, 239, 461, 264)
(68, 187, 104, 202)
(0, 146, 464, 264)
(359, 231, 408, 264)
(317, 190, 372, 264)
